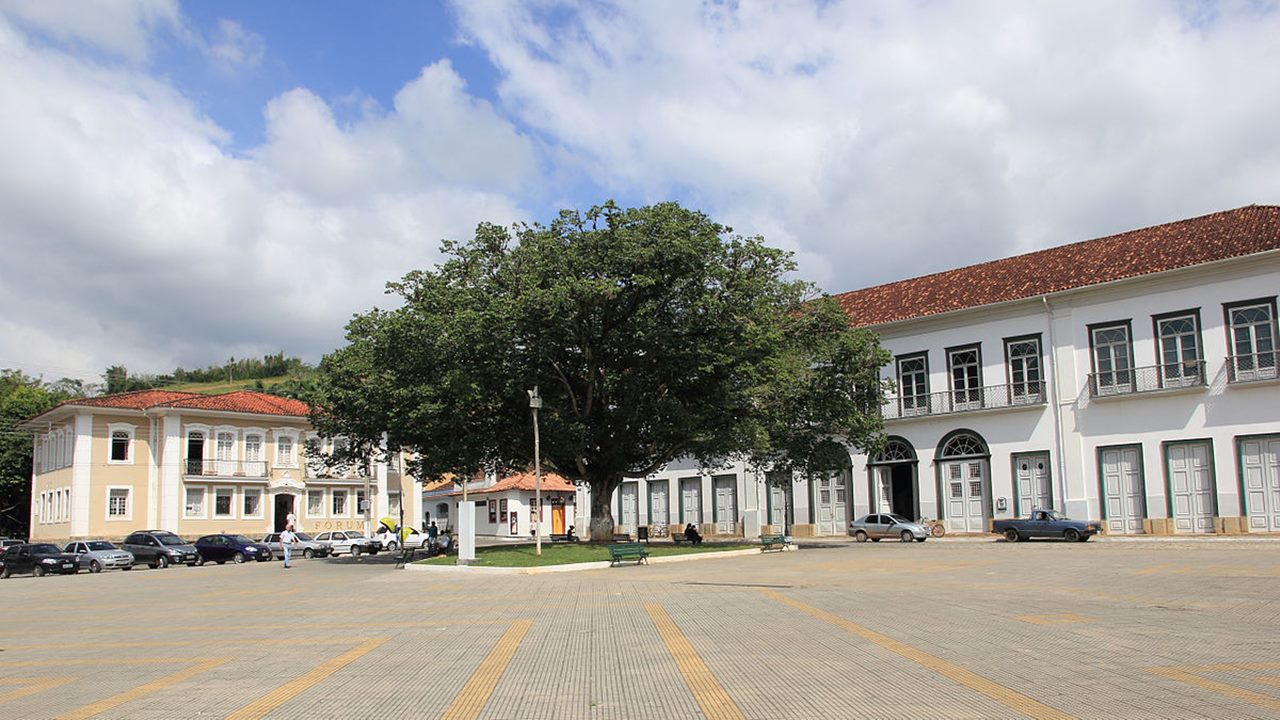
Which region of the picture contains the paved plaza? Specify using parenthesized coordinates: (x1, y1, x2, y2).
(2, 537, 1279, 719)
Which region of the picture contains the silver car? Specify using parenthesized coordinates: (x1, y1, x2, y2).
(848, 513, 931, 543)
(312, 530, 379, 556)
(63, 540, 134, 572)
(260, 532, 333, 559)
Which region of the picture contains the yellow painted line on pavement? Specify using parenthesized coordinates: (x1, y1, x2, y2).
(223, 636, 389, 720)
(761, 590, 1074, 720)
(1148, 663, 1280, 712)
(645, 603, 744, 720)
(0, 676, 75, 704)
(55, 658, 230, 720)
(441, 620, 532, 720)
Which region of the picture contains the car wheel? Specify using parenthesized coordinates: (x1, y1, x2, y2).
(156, 554, 170, 569)
(854, 530, 868, 543)
(232, 552, 245, 564)
(1, 567, 9, 579)
(303, 548, 314, 560)
(1064, 528, 1081, 543)
(386, 541, 398, 552)
(351, 546, 361, 557)
(90, 560, 102, 573)
(900, 530, 913, 543)
(122, 566, 132, 571)
(34, 565, 46, 577)
(1004, 528, 1020, 543)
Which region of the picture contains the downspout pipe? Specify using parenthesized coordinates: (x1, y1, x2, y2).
(1042, 295, 1069, 511)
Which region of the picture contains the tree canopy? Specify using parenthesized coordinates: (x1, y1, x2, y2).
(0, 370, 81, 537)
(310, 201, 891, 539)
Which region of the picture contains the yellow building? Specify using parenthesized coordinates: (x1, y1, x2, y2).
(23, 389, 420, 542)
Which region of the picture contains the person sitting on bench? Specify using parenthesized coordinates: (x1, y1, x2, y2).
(566, 526, 578, 542)
(684, 523, 703, 545)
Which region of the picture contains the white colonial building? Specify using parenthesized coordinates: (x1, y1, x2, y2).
(596, 205, 1280, 537)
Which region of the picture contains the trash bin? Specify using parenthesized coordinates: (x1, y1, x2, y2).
(637, 526, 649, 542)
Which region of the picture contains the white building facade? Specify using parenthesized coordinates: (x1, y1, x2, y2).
(598, 205, 1280, 537)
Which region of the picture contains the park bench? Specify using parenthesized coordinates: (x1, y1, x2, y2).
(760, 534, 791, 552)
(671, 534, 687, 544)
(549, 533, 579, 543)
(607, 542, 649, 566)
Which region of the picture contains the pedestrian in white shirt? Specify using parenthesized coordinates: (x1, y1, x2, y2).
(280, 525, 298, 568)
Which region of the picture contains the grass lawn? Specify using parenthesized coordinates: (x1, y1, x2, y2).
(415, 541, 757, 567)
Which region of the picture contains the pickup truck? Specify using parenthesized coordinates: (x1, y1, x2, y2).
(992, 510, 1102, 542)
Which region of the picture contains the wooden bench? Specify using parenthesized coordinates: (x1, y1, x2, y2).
(607, 542, 649, 566)
(548, 533, 579, 543)
(760, 534, 791, 552)
(671, 534, 688, 544)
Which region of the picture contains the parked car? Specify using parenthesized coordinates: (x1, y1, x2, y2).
(63, 540, 134, 572)
(374, 525, 428, 551)
(848, 513, 931, 543)
(312, 530, 379, 556)
(195, 534, 274, 564)
(260, 532, 332, 559)
(1, 543, 80, 577)
(992, 509, 1102, 542)
(0, 538, 24, 552)
(121, 530, 202, 568)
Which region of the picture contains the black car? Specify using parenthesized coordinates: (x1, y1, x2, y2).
(195, 534, 273, 564)
(121, 530, 202, 568)
(1, 543, 80, 577)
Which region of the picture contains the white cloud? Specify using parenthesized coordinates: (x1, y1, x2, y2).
(453, 0, 1280, 291)
(207, 18, 264, 71)
(0, 14, 532, 377)
(0, 0, 180, 62)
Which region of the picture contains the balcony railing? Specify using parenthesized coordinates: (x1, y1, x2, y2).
(1227, 351, 1279, 383)
(185, 458, 268, 478)
(881, 382, 1046, 420)
(1087, 361, 1206, 398)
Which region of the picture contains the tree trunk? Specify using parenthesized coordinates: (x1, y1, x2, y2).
(588, 477, 621, 542)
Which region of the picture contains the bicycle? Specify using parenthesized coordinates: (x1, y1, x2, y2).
(919, 518, 946, 538)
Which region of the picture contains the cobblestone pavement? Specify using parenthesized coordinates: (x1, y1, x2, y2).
(2, 538, 1279, 719)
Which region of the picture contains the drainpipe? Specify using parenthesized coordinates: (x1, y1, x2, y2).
(1042, 295, 1069, 511)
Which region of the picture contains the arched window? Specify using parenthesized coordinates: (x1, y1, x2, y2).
(873, 438, 917, 464)
(939, 431, 988, 458)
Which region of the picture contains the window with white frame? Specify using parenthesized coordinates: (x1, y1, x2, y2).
(275, 430, 298, 468)
(1091, 323, 1133, 394)
(1155, 312, 1202, 386)
(243, 488, 263, 518)
(896, 354, 929, 414)
(214, 487, 234, 517)
(332, 489, 348, 516)
(1227, 300, 1277, 380)
(948, 346, 982, 408)
(108, 423, 135, 464)
(185, 486, 207, 518)
(108, 487, 130, 519)
(1005, 337, 1042, 401)
(307, 489, 324, 517)
(244, 433, 265, 477)
(215, 430, 236, 474)
(356, 490, 367, 515)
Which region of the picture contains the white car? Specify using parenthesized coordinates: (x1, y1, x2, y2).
(374, 526, 429, 551)
(312, 530, 379, 556)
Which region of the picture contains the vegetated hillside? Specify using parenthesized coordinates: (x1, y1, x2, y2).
(164, 376, 295, 394)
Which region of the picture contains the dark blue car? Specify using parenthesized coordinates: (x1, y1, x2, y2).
(195, 534, 274, 564)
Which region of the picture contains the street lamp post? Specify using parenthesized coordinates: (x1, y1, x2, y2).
(528, 387, 543, 556)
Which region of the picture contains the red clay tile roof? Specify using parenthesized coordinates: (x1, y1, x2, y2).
(834, 205, 1280, 328)
(66, 389, 202, 409)
(156, 390, 310, 417)
(447, 471, 577, 496)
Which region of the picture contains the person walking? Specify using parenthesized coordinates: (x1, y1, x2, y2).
(280, 524, 298, 568)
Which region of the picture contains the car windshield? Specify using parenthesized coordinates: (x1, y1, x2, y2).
(31, 544, 60, 553)
(886, 514, 913, 524)
(295, 533, 314, 541)
(87, 541, 116, 551)
(1039, 510, 1065, 520)
(232, 535, 256, 544)
(157, 534, 187, 546)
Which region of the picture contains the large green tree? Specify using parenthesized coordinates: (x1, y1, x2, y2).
(310, 202, 891, 540)
(1, 370, 79, 537)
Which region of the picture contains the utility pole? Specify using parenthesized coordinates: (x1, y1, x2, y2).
(528, 387, 543, 556)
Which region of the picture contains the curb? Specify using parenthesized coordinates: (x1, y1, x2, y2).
(404, 547, 772, 575)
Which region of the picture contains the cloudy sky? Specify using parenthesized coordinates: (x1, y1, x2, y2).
(1, 0, 1278, 383)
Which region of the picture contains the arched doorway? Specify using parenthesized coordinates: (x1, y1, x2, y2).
(870, 437, 920, 520)
(809, 442, 853, 536)
(937, 430, 991, 534)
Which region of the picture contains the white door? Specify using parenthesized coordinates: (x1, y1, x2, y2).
(620, 483, 638, 536)
(813, 473, 847, 535)
(1101, 447, 1145, 534)
(1242, 438, 1280, 532)
(1014, 453, 1052, 514)
(1168, 442, 1214, 533)
(713, 476, 737, 534)
(945, 461, 988, 534)
(649, 482, 669, 534)
(874, 466, 893, 513)
(215, 431, 236, 476)
(769, 485, 789, 532)
(680, 478, 701, 525)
